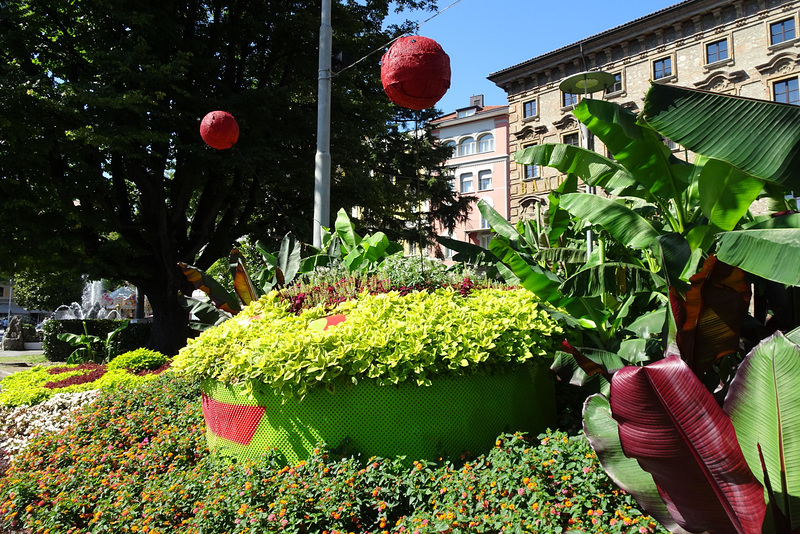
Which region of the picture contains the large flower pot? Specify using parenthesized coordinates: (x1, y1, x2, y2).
(201, 360, 555, 465)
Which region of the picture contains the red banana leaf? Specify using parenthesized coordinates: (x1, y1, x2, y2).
(229, 249, 259, 306)
(178, 262, 241, 315)
(670, 255, 751, 376)
(610, 354, 766, 534)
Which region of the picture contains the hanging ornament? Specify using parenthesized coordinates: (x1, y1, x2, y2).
(380, 36, 451, 110)
(200, 110, 239, 150)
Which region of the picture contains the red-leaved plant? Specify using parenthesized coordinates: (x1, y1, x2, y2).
(582, 255, 800, 534)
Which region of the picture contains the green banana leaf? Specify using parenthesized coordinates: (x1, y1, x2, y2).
(276, 232, 302, 286)
(560, 262, 663, 298)
(513, 142, 635, 191)
(478, 199, 520, 248)
(724, 332, 800, 530)
(583, 394, 691, 534)
(559, 193, 661, 249)
(697, 157, 764, 232)
(334, 208, 362, 253)
(716, 228, 800, 286)
(575, 98, 691, 201)
(488, 237, 563, 303)
(548, 173, 579, 243)
(651, 233, 691, 291)
(641, 83, 800, 189)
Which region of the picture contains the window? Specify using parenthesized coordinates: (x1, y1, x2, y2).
(444, 141, 456, 158)
(654, 57, 672, 79)
(478, 134, 494, 153)
(0, 287, 4, 297)
(456, 108, 476, 118)
(478, 170, 492, 190)
(774, 78, 800, 105)
(706, 39, 728, 64)
(459, 137, 475, 157)
(479, 234, 492, 249)
(771, 18, 796, 45)
(459, 173, 474, 193)
(480, 216, 491, 230)
(605, 73, 623, 94)
(663, 136, 679, 150)
(523, 100, 537, 118)
(524, 164, 539, 180)
(562, 92, 579, 107)
(563, 133, 580, 147)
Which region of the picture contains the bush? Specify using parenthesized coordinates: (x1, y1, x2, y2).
(0, 373, 664, 534)
(108, 348, 168, 373)
(42, 319, 151, 361)
(173, 287, 564, 399)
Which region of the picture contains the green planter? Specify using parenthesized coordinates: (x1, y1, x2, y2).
(201, 360, 555, 465)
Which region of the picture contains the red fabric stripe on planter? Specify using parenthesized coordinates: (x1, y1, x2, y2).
(201, 393, 265, 446)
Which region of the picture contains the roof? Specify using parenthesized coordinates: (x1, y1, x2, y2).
(488, 0, 699, 81)
(431, 105, 508, 124)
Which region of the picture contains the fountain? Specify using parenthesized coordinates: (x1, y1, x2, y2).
(53, 280, 123, 320)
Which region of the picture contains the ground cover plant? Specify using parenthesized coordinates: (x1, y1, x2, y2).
(0, 349, 170, 407)
(0, 373, 664, 534)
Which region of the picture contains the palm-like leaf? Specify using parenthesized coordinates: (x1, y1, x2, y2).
(583, 394, 692, 534)
(716, 228, 800, 286)
(652, 233, 691, 291)
(560, 262, 663, 298)
(178, 262, 240, 314)
(641, 84, 800, 189)
(560, 193, 661, 249)
(610, 355, 766, 534)
(697, 157, 764, 232)
(724, 332, 800, 530)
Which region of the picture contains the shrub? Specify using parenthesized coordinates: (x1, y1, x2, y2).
(108, 348, 168, 373)
(0, 363, 169, 407)
(173, 287, 564, 399)
(0, 370, 664, 534)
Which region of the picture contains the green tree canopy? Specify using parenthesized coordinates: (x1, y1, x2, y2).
(0, 0, 464, 354)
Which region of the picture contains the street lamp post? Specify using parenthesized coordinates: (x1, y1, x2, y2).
(558, 70, 615, 260)
(313, 0, 333, 249)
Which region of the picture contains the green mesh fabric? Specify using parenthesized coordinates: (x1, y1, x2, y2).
(202, 361, 555, 465)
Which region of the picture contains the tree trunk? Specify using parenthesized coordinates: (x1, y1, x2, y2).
(136, 269, 192, 356)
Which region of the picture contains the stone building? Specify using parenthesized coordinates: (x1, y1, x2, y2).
(488, 0, 800, 223)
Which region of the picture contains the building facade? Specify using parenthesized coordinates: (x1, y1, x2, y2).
(488, 0, 800, 223)
(429, 95, 510, 259)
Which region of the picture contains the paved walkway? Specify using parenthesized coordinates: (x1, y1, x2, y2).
(0, 350, 49, 379)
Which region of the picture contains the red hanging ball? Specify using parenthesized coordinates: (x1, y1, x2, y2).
(380, 36, 451, 110)
(200, 110, 239, 150)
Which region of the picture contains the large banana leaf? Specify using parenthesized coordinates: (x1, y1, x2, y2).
(178, 262, 240, 314)
(488, 237, 563, 303)
(478, 199, 521, 248)
(697, 157, 764, 232)
(610, 354, 766, 534)
(229, 249, 259, 306)
(583, 394, 691, 534)
(716, 228, 800, 286)
(560, 262, 663, 298)
(724, 332, 800, 530)
(672, 255, 751, 376)
(652, 233, 691, 291)
(641, 83, 800, 189)
(548, 173, 579, 243)
(575, 98, 691, 201)
(334, 208, 362, 253)
(559, 193, 661, 249)
(513, 142, 635, 191)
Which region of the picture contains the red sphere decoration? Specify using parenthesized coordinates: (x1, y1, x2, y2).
(380, 36, 451, 110)
(200, 110, 239, 150)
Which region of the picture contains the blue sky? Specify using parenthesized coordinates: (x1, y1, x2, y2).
(385, 0, 682, 113)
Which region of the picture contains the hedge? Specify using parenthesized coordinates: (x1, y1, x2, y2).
(42, 319, 152, 361)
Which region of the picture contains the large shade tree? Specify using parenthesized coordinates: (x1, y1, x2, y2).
(0, 0, 464, 354)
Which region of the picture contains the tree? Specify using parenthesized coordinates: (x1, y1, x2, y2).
(0, 0, 461, 354)
(11, 269, 85, 312)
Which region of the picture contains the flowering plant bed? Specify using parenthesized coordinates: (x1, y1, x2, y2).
(175, 287, 563, 463)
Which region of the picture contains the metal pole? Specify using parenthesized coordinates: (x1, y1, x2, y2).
(313, 0, 332, 249)
(580, 122, 595, 260)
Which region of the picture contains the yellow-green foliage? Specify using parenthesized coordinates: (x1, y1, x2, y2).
(0, 365, 162, 407)
(108, 348, 168, 372)
(173, 288, 563, 399)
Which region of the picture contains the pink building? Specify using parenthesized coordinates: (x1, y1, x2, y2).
(430, 95, 510, 261)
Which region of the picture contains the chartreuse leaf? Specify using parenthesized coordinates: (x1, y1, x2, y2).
(641, 83, 800, 189)
(724, 332, 800, 530)
(559, 193, 661, 250)
(583, 394, 691, 534)
(610, 355, 766, 534)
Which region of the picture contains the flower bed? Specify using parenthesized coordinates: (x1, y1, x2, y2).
(175, 287, 563, 463)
